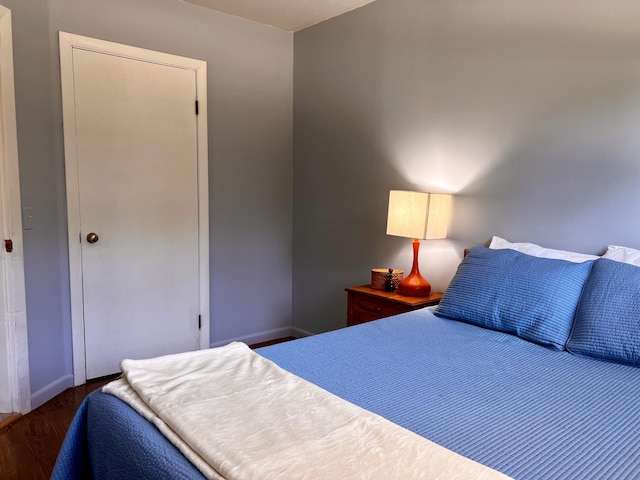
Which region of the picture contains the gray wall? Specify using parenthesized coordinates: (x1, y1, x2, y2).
(2, 0, 292, 407)
(293, 0, 640, 333)
(7, 0, 640, 407)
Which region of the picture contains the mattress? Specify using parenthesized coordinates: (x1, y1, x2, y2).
(53, 308, 640, 479)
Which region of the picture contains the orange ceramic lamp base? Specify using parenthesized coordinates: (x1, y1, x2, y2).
(398, 238, 432, 297)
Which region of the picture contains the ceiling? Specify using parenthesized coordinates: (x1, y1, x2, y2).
(182, 0, 377, 32)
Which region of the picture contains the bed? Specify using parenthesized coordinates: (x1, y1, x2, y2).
(52, 243, 640, 479)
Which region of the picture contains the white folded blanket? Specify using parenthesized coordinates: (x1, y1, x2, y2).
(103, 342, 511, 480)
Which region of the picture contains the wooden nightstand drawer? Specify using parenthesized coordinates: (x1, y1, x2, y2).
(352, 296, 406, 325)
(346, 285, 443, 326)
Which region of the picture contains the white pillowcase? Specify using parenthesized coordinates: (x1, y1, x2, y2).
(489, 236, 599, 263)
(603, 245, 640, 266)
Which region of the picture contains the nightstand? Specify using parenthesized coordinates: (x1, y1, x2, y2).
(345, 285, 443, 326)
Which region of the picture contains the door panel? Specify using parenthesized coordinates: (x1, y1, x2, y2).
(72, 49, 200, 379)
(0, 159, 10, 412)
(0, 6, 29, 413)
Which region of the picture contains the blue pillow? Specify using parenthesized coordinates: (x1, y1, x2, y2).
(435, 247, 593, 350)
(567, 258, 640, 366)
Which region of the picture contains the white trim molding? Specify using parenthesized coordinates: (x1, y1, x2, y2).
(0, 5, 31, 414)
(29, 374, 73, 411)
(210, 327, 314, 349)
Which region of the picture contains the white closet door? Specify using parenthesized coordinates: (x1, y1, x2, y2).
(72, 47, 201, 379)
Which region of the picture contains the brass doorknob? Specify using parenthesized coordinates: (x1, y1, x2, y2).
(86, 232, 99, 244)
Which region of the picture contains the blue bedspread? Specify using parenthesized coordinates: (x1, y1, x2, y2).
(53, 386, 205, 479)
(53, 308, 640, 479)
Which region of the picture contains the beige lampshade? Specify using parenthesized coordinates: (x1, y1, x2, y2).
(386, 191, 452, 240)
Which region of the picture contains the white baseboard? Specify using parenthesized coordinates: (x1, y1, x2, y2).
(210, 326, 295, 348)
(291, 326, 315, 338)
(30, 374, 74, 410)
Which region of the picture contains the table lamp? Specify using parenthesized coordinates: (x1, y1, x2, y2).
(386, 190, 452, 296)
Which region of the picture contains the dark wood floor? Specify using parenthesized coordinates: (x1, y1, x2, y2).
(0, 337, 296, 479)
(0, 376, 113, 479)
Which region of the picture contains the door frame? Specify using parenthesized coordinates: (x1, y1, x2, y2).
(0, 5, 30, 413)
(59, 32, 210, 386)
